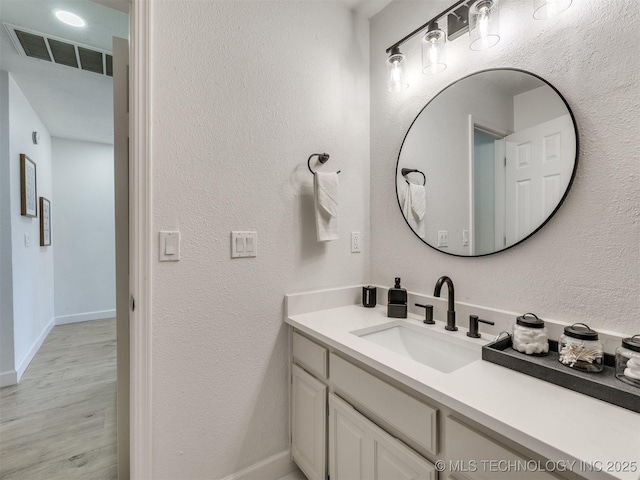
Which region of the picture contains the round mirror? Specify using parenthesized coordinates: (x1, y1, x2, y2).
(396, 68, 578, 256)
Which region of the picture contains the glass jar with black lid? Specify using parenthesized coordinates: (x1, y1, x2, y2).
(558, 323, 603, 373)
(615, 334, 640, 387)
(512, 313, 549, 356)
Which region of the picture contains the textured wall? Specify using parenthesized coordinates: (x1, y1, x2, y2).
(370, 0, 640, 334)
(52, 138, 115, 320)
(150, 1, 370, 477)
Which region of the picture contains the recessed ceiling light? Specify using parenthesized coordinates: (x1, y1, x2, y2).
(54, 10, 86, 27)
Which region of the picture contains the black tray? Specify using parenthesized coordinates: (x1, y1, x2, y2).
(482, 336, 640, 414)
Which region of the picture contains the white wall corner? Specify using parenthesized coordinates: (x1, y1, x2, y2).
(16, 316, 54, 381)
(55, 309, 116, 325)
(221, 451, 297, 480)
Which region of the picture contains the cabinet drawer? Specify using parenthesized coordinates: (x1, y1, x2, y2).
(293, 331, 328, 380)
(330, 353, 438, 455)
(445, 416, 559, 480)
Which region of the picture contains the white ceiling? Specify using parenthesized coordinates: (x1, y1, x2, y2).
(0, 0, 129, 145)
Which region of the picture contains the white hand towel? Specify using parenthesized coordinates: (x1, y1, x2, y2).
(409, 183, 426, 220)
(314, 172, 339, 242)
(401, 182, 426, 238)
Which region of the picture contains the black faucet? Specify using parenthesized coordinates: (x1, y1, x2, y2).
(467, 315, 495, 338)
(434, 276, 457, 331)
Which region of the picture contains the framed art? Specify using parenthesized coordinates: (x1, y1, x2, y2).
(20, 154, 37, 217)
(40, 197, 51, 246)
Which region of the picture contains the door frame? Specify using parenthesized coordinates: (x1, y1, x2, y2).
(467, 115, 511, 256)
(129, 0, 152, 478)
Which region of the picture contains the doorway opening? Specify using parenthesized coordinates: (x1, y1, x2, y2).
(0, 0, 130, 477)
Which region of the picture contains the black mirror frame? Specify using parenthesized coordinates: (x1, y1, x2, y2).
(395, 67, 580, 258)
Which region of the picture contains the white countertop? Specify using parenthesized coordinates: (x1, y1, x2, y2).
(286, 303, 640, 480)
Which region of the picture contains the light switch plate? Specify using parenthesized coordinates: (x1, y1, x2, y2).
(231, 231, 257, 258)
(159, 231, 180, 262)
(462, 230, 469, 246)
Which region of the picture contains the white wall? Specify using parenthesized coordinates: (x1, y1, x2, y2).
(149, 1, 370, 478)
(0, 71, 15, 384)
(514, 85, 568, 131)
(371, 0, 639, 334)
(52, 138, 115, 323)
(7, 72, 55, 377)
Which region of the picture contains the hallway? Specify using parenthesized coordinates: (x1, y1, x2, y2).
(0, 319, 117, 479)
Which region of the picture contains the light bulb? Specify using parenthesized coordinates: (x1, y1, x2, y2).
(387, 48, 408, 92)
(421, 25, 446, 75)
(469, 0, 500, 51)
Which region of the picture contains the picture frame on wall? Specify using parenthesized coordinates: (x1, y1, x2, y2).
(40, 197, 51, 246)
(20, 154, 37, 217)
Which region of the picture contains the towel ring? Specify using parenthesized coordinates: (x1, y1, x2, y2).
(401, 168, 425, 186)
(308, 153, 341, 175)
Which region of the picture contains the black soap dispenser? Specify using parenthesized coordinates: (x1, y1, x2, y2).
(387, 277, 408, 318)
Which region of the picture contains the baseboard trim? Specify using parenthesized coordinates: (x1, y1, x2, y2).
(55, 309, 116, 325)
(222, 450, 296, 480)
(16, 316, 55, 382)
(0, 369, 18, 387)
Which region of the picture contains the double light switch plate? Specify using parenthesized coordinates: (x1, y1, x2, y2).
(231, 231, 257, 258)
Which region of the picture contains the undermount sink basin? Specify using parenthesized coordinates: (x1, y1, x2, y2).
(352, 321, 482, 373)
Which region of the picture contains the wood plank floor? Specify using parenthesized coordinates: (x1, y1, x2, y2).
(0, 319, 117, 480)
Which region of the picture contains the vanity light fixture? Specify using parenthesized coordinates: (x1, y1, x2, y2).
(422, 22, 447, 75)
(469, 0, 500, 51)
(532, 0, 572, 19)
(54, 10, 86, 28)
(387, 46, 409, 92)
(385, 0, 502, 91)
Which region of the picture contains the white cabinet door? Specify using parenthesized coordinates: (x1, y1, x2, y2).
(329, 393, 435, 480)
(372, 434, 434, 480)
(329, 392, 369, 480)
(292, 365, 327, 480)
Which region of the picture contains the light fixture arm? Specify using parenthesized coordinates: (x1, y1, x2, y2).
(385, 0, 472, 53)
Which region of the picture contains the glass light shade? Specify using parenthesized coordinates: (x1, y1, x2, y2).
(387, 49, 409, 92)
(422, 28, 446, 75)
(533, 0, 572, 19)
(469, 0, 500, 51)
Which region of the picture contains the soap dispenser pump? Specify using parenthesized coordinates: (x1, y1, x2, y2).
(387, 277, 408, 318)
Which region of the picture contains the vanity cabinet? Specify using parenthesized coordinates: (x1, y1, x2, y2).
(291, 329, 565, 480)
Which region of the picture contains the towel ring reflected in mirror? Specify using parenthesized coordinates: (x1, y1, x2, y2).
(401, 168, 426, 186)
(308, 153, 341, 175)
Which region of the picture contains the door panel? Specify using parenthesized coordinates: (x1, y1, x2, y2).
(504, 114, 574, 246)
(113, 35, 129, 480)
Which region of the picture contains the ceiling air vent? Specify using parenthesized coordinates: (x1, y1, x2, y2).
(3, 23, 113, 77)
